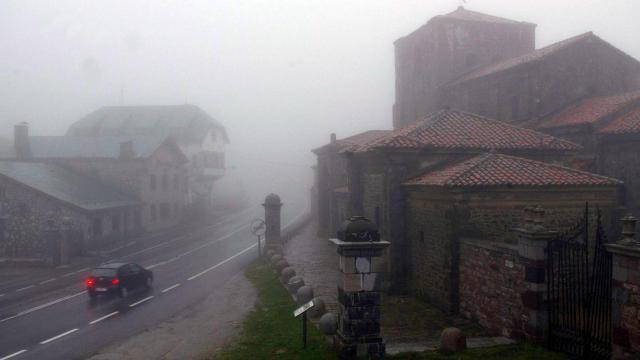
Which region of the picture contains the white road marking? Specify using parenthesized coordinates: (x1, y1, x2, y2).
(89, 311, 119, 325)
(126, 241, 136, 247)
(144, 224, 250, 270)
(129, 296, 154, 308)
(161, 283, 181, 293)
(61, 272, 75, 277)
(39, 278, 57, 285)
(15, 285, 35, 292)
(188, 243, 257, 281)
(0, 293, 4, 297)
(74, 267, 89, 274)
(0, 291, 87, 324)
(0, 349, 28, 360)
(40, 328, 78, 344)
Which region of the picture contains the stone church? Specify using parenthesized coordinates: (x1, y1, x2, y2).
(313, 6, 639, 315)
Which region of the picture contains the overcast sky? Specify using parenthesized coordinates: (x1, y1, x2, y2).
(1, 0, 639, 205)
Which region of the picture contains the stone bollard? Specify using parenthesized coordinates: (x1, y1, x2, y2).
(296, 285, 314, 305)
(280, 267, 296, 283)
(319, 313, 337, 335)
(275, 259, 289, 272)
(270, 254, 282, 264)
(287, 276, 304, 294)
(263, 194, 283, 253)
(440, 327, 467, 353)
(308, 297, 326, 319)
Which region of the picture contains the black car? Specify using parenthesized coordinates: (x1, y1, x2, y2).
(86, 262, 153, 298)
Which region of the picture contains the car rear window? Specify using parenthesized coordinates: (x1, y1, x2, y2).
(91, 268, 117, 277)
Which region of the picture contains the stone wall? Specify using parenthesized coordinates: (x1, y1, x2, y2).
(0, 176, 131, 258)
(599, 136, 640, 217)
(406, 195, 457, 312)
(459, 239, 528, 338)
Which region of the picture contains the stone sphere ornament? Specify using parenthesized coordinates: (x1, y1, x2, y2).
(275, 259, 289, 272)
(287, 276, 305, 294)
(296, 285, 314, 305)
(308, 297, 326, 318)
(270, 254, 282, 264)
(319, 313, 337, 335)
(280, 267, 296, 283)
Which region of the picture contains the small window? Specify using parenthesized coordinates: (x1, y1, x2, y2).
(0, 186, 6, 199)
(111, 214, 120, 232)
(419, 231, 425, 244)
(174, 174, 179, 190)
(150, 175, 157, 191)
(162, 174, 168, 191)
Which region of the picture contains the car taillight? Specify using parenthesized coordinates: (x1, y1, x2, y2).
(112, 278, 120, 285)
(86, 278, 95, 287)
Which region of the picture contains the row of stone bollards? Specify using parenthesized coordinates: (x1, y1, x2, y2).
(264, 249, 338, 334)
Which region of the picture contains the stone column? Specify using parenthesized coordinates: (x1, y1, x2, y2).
(512, 206, 557, 341)
(605, 215, 640, 358)
(329, 228, 390, 358)
(263, 193, 283, 253)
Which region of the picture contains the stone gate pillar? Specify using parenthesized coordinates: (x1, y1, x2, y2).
(263, 193, 283, 252)
(329, 216, 390, 358)
(605, 215, 640, 358)
(513, 206, 557, 341)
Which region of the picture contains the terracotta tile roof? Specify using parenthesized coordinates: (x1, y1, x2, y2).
(447, 32, 594, 86)
(598, 106, 640, 135)
(312, 130, 391, 154)
(537, 90, 640, 129)
(439, 6, 524, 25)
(404, 153, 621, 188)
(347, 109, 579, 153)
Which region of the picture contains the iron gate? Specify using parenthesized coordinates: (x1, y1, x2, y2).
(547, 206, 612, 359)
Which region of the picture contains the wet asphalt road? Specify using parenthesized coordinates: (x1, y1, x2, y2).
(0, 202, 305, 360)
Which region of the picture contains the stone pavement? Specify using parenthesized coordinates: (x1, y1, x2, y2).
(282, 221, 339, 314)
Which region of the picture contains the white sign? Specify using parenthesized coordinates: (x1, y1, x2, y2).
(293, 300, 314, 317)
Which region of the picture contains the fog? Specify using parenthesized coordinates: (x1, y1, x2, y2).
(1, 0, 639, 211)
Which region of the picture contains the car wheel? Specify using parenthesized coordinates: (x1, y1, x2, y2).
(120, 286, 128, 298)
(145, 276, 153, 288)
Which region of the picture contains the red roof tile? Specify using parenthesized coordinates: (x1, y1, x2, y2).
(448, 32, 594, 86)
(404, 153, 620, 188)
(537, 90, 640, 130)
(598, 106, 640, 135)
(312, 130, 391, 153)
(347, 109, 579, 153)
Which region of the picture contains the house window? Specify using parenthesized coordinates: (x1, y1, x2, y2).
(0, 186, 6, 199)
(150, 175, 157, 191)
(162, 174, 168, 191)
(150, 205, 157, 221)
(419, 231, 425, 244)
(174, 174, 179, 190)
(160, 203, 170, 219)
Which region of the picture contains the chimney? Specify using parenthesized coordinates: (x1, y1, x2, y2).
(330, 133, 337, 144)
(14, 122, 31, 159)
(119, 140, 135, 159)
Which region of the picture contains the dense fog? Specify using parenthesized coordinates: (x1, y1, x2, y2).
(1, 0, 639, 210)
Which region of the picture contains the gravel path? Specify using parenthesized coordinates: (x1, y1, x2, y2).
(86, 271, 256, 360)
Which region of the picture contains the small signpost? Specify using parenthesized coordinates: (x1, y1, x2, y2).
(250, 218, 266, 257)
(293, 300, 315, 348)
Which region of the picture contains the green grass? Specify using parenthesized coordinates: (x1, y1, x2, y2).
(389, 343, 567, 360)
(210, 259, 337, 360)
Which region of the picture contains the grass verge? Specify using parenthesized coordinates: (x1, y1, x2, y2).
(210, 259, 337, 360)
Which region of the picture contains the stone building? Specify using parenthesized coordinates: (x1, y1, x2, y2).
(0, 160, 138, 259)
(394, 7, 640, 129)
(334, 109, 581, 288)
(66, 105, 229, 206)
(393, 6, 536, 129)
(11, 123, 188, 231)
(403, 153, 621, 313)
(312, 130, 390, 237)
